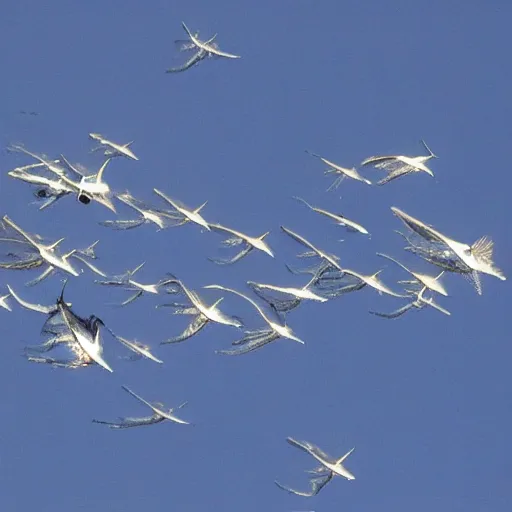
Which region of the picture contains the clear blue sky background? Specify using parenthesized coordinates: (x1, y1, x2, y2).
(0, 1, 511, 511)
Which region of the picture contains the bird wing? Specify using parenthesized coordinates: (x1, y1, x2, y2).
(161, 314, 209, 344)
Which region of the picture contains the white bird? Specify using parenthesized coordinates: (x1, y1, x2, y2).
(93, 385, 189, 428)
(275, 437, 355, 497)
(8, 165, 75, 210)
(208, 222, 274, 264)
(6, 284, 72, 314)
(338, 267, 406, 298)
(89, 133, 139, 161)
(246, 274, 328, 314)
(102, 324, 163, 364)
(55, 282, 113, 373)
(1, 215, 79, 282)
(166, 33, 218, 73)
(153, 188, 210, 231)
(370, 285, 451, 319)
(7, 144, 67, 177)
(293, 196, 369, 236)
(392, 206, 506, 294)
(305, 150, 372, 188)
(280, 226, 343, 273)
(95, 262, 174, 306)
(203, 284, 304, 355)
(376, 252, 448, 296)
(179, 21, 241, 60)
(361, 140, 437, 185)
(100, 192, 183, 230)
(157, 276, 243, 344)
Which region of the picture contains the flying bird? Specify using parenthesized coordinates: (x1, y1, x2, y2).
(92, 385, 189, 429)
(391, 206, 506, 294)
(370, 285, 451, 319)
(280, 226, 343, 273)
(208, 222, 273, 264)
(203, 284, 304, 355)
(95, 262, 176, 306)
(376, 252, 448, 296)
(293, 196, 369, 236)
(275, 437, 355, 498)
(100, 192, 184, 230)
(157, 276, 243, 344)
(305, 150, 372, 189)
(153, 188, 210, 231)
(89, 133, 139, 161)
(360, 140, 437, 185)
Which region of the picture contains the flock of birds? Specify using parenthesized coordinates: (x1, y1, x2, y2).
(1, 21, 507, 504)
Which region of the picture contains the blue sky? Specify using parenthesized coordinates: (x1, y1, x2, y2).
(0, 1, 511, 511)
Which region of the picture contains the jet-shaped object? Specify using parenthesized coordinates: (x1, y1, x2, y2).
(157, 275, 242, 344)
(92, 385, 189, 429)
(153, 188, 210, 231)
(208, 222, 273, 264)
(275, 437, 355, 498)
(293, 196, 369, 236)
(305, 150, 372, 189)
(361, 140, 437, 185)
(392, 206, 506, 294)
(89, 133, 139, 161)
(100, 192, 183, 230)
(203, 284, 304, 355)
(95, 262, 175, 306)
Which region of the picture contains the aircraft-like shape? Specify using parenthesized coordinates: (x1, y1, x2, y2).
(1, 215, 79, 282)
(50, 281, 113, 372)
(275, 437, 355, 498)
(391, 206, 506, 294)
(323, 266, 406, 298)
(8, 162, 75, 210)
(95, 262, 175, 306)
(56, 154, 117, 212)
(92, 385, 189, 429)
(101, 192, 183, 230)
(376, 252, 448, 296)
(0, 218, 105, 286)
(246, 272, 328, 314)
(89, 133, 139, 161)
(293, 196, 369, 236)
(6, 147, 115, 211)
(180, 22, 240, 59)
(6, 284, 72, 315)
(208, 222, 273, 264)
(203, 284, 304, 355)
(100, 324, 162, 364)
(166, 32, 217, 73)
(361, 140, 437, 185)
(25, 305, 105, 370)
(305, 150, 372, 189)
(286, 260, 368, 299)
(153, 188, 210, 231)
(7, 144, 67, 177)
(157, 276, 243, 344)
(280, 226, 343, 273)
(370, 285, 451, 319)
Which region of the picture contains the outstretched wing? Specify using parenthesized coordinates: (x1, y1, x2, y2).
(161, 314, 209, 344)
(216, 330, 279, 356)
(369, 302, 416, 319)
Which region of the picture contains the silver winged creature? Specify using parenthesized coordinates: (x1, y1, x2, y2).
(92, 385, 189, 429)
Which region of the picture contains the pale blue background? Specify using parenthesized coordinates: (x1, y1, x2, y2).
(0, 1, 511, 511)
